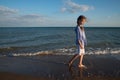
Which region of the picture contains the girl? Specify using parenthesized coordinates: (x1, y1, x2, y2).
(69, 15, 87, 68)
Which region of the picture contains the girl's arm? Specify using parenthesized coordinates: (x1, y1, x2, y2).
(78, 40, 84, 49)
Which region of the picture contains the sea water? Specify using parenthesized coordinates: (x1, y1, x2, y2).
(0, 27, 120, 57)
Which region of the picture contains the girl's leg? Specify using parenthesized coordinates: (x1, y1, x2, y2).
(68, 54, 79, 66)
(79, 54, 84, 66)
(78, 54, 87, 68)
(78, 47, 87, 68)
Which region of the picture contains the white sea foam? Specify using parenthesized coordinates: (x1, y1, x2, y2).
(3, 47, 119, 57)
(11, 51, 53, 56)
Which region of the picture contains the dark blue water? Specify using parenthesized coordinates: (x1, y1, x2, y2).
(0, 27, 120, 56)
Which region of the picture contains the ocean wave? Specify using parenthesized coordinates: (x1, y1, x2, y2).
(0, 33, 66, 46)
(0, 47, 120, 57)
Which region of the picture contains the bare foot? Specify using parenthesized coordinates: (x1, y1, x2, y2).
(78, 64, 87, 68)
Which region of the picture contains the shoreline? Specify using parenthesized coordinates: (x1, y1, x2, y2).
(0, 55, 120, 80)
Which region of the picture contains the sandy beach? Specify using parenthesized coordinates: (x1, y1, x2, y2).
(0, 54, 120, 80)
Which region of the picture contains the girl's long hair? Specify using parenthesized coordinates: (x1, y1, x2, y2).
(77, 15, 87, 31)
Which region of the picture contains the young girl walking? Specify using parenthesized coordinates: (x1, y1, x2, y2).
(69, 15, 87, 68)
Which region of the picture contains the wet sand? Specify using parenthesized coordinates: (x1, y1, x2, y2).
(0, 72, 54, 80)
(0, 54, 120, 80)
